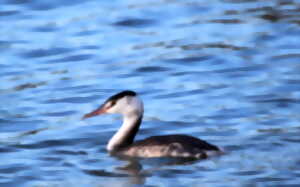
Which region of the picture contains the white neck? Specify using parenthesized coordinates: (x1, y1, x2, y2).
(107, 112, 142, 152)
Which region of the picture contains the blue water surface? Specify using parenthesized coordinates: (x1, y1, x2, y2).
(1, 0, 300, 186)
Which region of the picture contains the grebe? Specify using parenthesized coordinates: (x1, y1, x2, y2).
(82, 90, 222, 159)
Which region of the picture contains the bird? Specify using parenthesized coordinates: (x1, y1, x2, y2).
(82, 90, 222, 159)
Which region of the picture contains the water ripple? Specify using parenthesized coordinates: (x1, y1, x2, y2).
(0, 164, 27, 174)
(13, 82, 46, 91)
(14, 138, 92, 149)
(113, 18, 156, 28)
(1, 0, 300, 186)
(46, 53, 94, 63)
(0, 10, 20, 17)
(135, 66, 171, 73)
(164, 55, 213, 64)
(19, 47, 73, 59)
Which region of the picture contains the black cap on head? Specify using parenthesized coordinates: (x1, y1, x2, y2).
(106, 90, 137, 103)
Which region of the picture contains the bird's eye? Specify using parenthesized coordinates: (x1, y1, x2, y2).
(104, 100, 117, 109)
(110, 100, 116, 107)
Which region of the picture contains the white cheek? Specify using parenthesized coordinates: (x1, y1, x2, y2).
(105, 96, 144, 115)
(106, 98, 127, 114)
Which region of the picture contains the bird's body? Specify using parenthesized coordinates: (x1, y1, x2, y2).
(83, 90, 222, 159)
(115, 134, 220, 159)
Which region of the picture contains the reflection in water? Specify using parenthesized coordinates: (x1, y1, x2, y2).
(116, 159, 145, 186)
(114, 156, 200, 186)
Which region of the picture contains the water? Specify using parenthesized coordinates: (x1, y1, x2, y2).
(1, 0, 300, 186)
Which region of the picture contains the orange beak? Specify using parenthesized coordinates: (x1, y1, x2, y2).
(82, 105, 106, 120)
